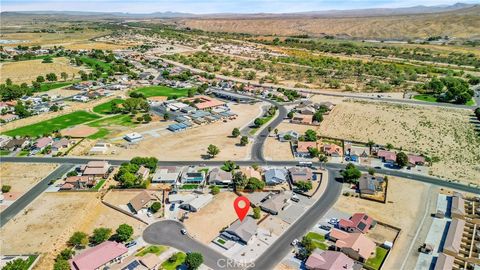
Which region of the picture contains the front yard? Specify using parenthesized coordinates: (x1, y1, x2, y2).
(364, 246, 389, 270)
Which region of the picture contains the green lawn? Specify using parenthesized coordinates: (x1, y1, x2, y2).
(36, 81, 77, 92)
(0, 150, 10, 156)
(180, 184, 200, 190)
(161, 252, 186, 270)
(92, 99, 125, 114)
(26, 255, 38, 269)
(88, 114, 135, 127)
(136, 245, 168, 257)
(305, 232, 328, 250)
(365, 247, 389, 270)
(132, 85, 190, 98)
(17, 150, 29, 156)
(413, 94, 475, 106)
(3, 111, 101, 137)
(91, 179, 106, 191)
(79, 57, 113, 71)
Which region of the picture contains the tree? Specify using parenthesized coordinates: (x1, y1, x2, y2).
(475, 107, 480, 121)
(313, 111, 323, 122)
(304, 129, 317, 142)
(245, 177, 265, 191)
(168, 253, 179, 263)
(150, 202, 162, 213)
(3, 258, 29, 270)
(341, 163, 362, 183)
(366, 140, 375, 153)
(396, 152, 409, 168)
(36, 75, 45, 83)
(368, 168, 375, 175)
(90, 227, 112, 245)
(386, 143, 394, 150)
(287, 111, 294, 119)
(221, 160, 236, 172)
(1, 185, 11, 193)
(274, 128, 278, 135)
(253, 118, 264, 127)
(46, 73, 57, 81)
(318, 154, 328, 169)
(163, 113, 170, 121)
(231, 128, 240, 137)
(14, 101, 31, 118)
(53, 260, 70, 270)
(211, 186, 220, 195)
(295, 181, 313, 192)
(253, 207, 261, 219)
(143, 114, 152, 123)
(68, 231, 88, 247)
(233, 171, 248, 190)
(119, 171, 137, 188)
(240, 136, 249, 146)
(60, 72, 68, 81)
(115, 224, 133, 242)
(308, 147, 319, 158)
(57, 248, 75, 260)
(207, 144, 220, 158)
(185, 252, 203, 270)
(50, 104, 59, 112)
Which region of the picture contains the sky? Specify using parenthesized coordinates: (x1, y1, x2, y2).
(1, 0, 479, 13)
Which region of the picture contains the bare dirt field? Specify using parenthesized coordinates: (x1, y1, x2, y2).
(184, 192, 239, 244)
(64, 42, 132, 51)
(334, 177, 431, 270)
(0, 30, 111, 47)
(318, 100, 480, 184)
(97, 103, 262, 160)
(0, 163, 58, 203)
(0, 57, 84, 84)
(0, 192, 145, 269)
(103, 190, 149, 206)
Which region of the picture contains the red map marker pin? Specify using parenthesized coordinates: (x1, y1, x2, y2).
(234, 196, 250, 222)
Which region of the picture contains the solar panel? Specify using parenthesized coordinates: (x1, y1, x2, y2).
(122, 260, 140, 270)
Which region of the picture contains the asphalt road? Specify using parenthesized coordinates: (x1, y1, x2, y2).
(1, 157, 478, 194)
(0, 163, 74, 228)
(143, 170, 342, 270)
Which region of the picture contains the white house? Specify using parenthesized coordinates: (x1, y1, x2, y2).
(123, 132, 143, 143)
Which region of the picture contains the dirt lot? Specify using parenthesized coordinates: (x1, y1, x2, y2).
(0, 163, 58, 199)
(64, 42, 132, 51)
(103, 190, 151, 206)
(318, 100, 480, 184)
(184, 192, 239, 244)
(334, 177, 430, 270)
(0, 192, 145, 269)
(98, 103, 262, 160)
(0, 57, 84, 84)
(0, 30, 111, 47)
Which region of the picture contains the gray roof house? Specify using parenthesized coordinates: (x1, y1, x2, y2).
(358, 174, 384, 195)
(260, 191, 291, 215)
(264, 168, 288, 185)
(221, 216, 258, 244)
(288, 167, 313, 183)
(208, 168, 233, 185)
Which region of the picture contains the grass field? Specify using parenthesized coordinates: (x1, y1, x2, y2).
(161, 252, 186, 270)
(132, 85, 190, 98)
(305, 232, 328, 250)
(365, 247, 389, 270)
(92, 99, 125, 114)
(79, 57, 113, 71)
(91, 179, 106, 191)
(413, 94, 475, 106)
(0, 150, 10, 156)
(3, 111, 101, 137)
(88, 114, 134, 127)
(136, 245, 168, 257)
(37, 81, 76, 92)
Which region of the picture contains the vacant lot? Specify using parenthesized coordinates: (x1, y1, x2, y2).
(132, 86, 190, 98)
(64, 41, 133, 51)
(0, 192, 145, 269)
(100, 103, 262, 160)
(184, 192, 239, 243)
(0, 30, 111, 47)
(3, 111, 101, 137)
(318, 100, 480, 184)
(335, 177, 430, 270)
(0, 57, 83, 84)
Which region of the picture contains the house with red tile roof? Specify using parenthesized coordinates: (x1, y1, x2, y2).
(34, 137, 53, 151)
(338, 213, 376, 234)
(295, 141, 318, 158)
(81, 161, 111, 178)
(329, 229, 376, 262)
(407, 154, 426, 166)
(69, 241, 128, 270)
(322, 144, 343, 157)
(183, 95, 225, 110)
(305, 250, 354, 270)
(291, 114, 314, 125)
(377, 150, 396, 163)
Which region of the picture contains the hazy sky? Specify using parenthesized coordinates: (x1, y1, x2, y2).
(1, 0, 479, 13)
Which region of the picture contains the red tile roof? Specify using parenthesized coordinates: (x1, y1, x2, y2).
(377, 150, 396, 161)
(339, 213, 375, 233)
(306, 251, 354, 270)
(70, 241, 128, 270)
(332, 229, 376, 260)
(297, 141, 317, 153)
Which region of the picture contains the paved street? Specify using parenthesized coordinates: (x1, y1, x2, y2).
(0, 164, 74, 227)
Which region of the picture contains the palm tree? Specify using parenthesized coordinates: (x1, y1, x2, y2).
(366, 140, 375, 154)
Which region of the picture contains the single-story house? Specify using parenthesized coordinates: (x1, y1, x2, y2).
(450, 192, 465, 219)
(278, 130, 300, 142)
(295, 141, 318, 158)
(298, 107, 316, 115)
(260, 191, 291, 215)
(317, 101, 336, 111)
(0, 135, 12, 148)
(139, 253, 162, 269)
(3, 138, 29, 151)
(329, 229, 376, 262)
(264, 168, 288, 185)
(151, 167, 181, 184)
(358, 174, 384, 195)
(322, 144, 343, 157)
(208, 168, 233, 185)
(89, 142, 111, 155)
(127, 191, 156, 214)
(240, 167, 262, 180)
(180, 194, 213, 212)
(338, 213, 376, 234)
(221, 216, 258, 244)
(34, 137, 53, 151)
(407, 154, 426, 166)
(0, 113, 19, 123)
(51, 138, 72, 153)
(291, 114, 313, 125)
(61, 176, 96, 190)
(123, 132, 143, 143)
(180, 168, 206, 184)
(136, 166, 150, 180)
(183, 95, 225, 110)
(69, 241, 128, 270)
(81, 161, 111, 178)
(346, 145, 369, 159)
(288, 167, 313, 183)
(377, 150, 396, 164)
(305, 250, 354, 270)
